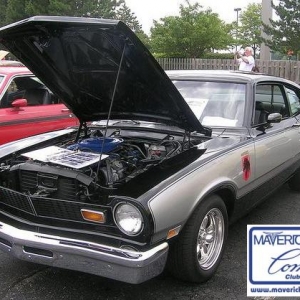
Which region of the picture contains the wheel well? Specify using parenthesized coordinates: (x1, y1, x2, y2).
(214, 188, 235, 221)
(170, 187, 236, 241)
(186, 187, 236, 227)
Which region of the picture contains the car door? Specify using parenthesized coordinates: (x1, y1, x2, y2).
(0, 74, 78, 144)
(250, 82, 300, 205)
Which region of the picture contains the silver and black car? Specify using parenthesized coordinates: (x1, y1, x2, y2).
(0, 16, 300, 284)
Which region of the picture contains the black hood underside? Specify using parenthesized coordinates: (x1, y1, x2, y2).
(0, 16, 209, 134)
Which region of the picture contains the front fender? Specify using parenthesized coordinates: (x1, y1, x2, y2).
(148, 142, 255, 244)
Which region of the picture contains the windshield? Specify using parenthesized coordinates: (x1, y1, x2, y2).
(173, 81, 246, 127)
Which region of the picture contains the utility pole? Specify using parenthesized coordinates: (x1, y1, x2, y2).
(260, 0, 272, 60)
(234, 8, 241, 51)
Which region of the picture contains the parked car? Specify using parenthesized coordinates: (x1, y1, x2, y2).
(0, 62, 78, 144)
(0, 16, 300, 285)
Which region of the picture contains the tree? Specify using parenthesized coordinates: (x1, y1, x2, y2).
(3, 0, 126, 24)
(238, 3, 262, 57)
(262, 0, 300, 55)
(0, 0, 8, 26)
(116, 3, 141, 31)
(116, 2, 150, 49)
(5, 0, 28, 24)
(81, 0, 124, 18)
(47, 0, 73, 16)
(4, 0, 74, 22)
(1, 0, 148, 51)
(149, 1, 231, 57)
(47, 0, 124, 18)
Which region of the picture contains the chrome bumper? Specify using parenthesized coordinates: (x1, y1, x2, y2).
(0, 221, 169, 284)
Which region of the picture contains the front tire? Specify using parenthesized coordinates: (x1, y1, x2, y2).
(167, 194, 228, 283)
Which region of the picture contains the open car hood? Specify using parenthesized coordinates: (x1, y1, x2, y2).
(0, 16, 209, 134)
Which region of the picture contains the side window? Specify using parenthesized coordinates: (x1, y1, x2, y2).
(285, 87, 300, 115)
(15, 77, 51, 106)
(1, 76, 56, 108)
(254, 85, 272, 125)
(7, 80, 18, 92)
(1, 78, 25, 108)
(253, 84, 288, 126)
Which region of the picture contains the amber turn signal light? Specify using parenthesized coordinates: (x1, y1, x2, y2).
(166, 225, 181, 239)
(81, 209, 106, 223)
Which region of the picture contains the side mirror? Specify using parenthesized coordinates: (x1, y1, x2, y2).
(267, 112, 282, 123)
(11, 98, 28, 108)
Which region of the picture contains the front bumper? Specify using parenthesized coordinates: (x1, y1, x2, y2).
(0, 221, 169, 284)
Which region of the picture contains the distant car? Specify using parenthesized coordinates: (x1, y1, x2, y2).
(1, 16, 300, 285)
(0, 63, 78, 144)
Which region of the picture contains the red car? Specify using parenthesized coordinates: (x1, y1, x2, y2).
(0, 62, 78, 144)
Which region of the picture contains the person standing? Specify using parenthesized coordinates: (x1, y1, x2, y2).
(234, 47, 255, 71)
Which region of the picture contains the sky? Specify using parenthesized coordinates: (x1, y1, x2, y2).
(125, 0, 263, 34)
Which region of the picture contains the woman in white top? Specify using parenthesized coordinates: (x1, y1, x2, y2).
(234, 47, 255, 71)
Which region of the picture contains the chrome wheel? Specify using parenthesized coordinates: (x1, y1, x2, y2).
(197, 208, 225, 270)
(167, 195, 228, 282)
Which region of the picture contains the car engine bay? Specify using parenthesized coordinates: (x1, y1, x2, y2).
(0, 126, 206, 204)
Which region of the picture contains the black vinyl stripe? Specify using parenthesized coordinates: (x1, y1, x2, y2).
(0, 114, 74, 127)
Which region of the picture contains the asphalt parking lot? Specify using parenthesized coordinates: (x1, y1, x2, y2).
(0, 184, 299, 300)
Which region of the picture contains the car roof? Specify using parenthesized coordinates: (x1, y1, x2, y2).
(166, 69, 298, 86)
(166, 69, 266, 78)
(0, 65, 32, 76)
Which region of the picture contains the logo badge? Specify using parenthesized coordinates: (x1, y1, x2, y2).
(248, 225, 300, 297)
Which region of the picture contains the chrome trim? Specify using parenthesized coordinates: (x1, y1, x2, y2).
(0, 221, 168, 284)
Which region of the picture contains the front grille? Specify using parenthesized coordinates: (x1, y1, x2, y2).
(19, 170, 38, 193)
(0, 187, 34, 214)
(32, 197, 83, 221)
(0, 186, 110, 224)
(0, 165, 113, 229)
(19, 170, 79, 201)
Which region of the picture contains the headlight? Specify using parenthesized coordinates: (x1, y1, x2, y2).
(114, 203, 144, 235)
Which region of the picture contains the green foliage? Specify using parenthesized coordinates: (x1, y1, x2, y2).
(262, 0, 300, 55)
(238, 3, 262, 57)
(149, 1, 232, 58)
(47, 0, 73, 16)
(25, 0, 49, 15)
(0, 0, 8, 26)
(5, 0, 28, 24)
(0, 0, 278, 60)
(116, 2, 141, 32)
(82, 0, 123, 18)
(116, 2, 150, 49)
(136, 32, 151, 50)
(0, 0, 137, 24)
(0, 0, 149, 52)
(66, 0, 124, 18)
